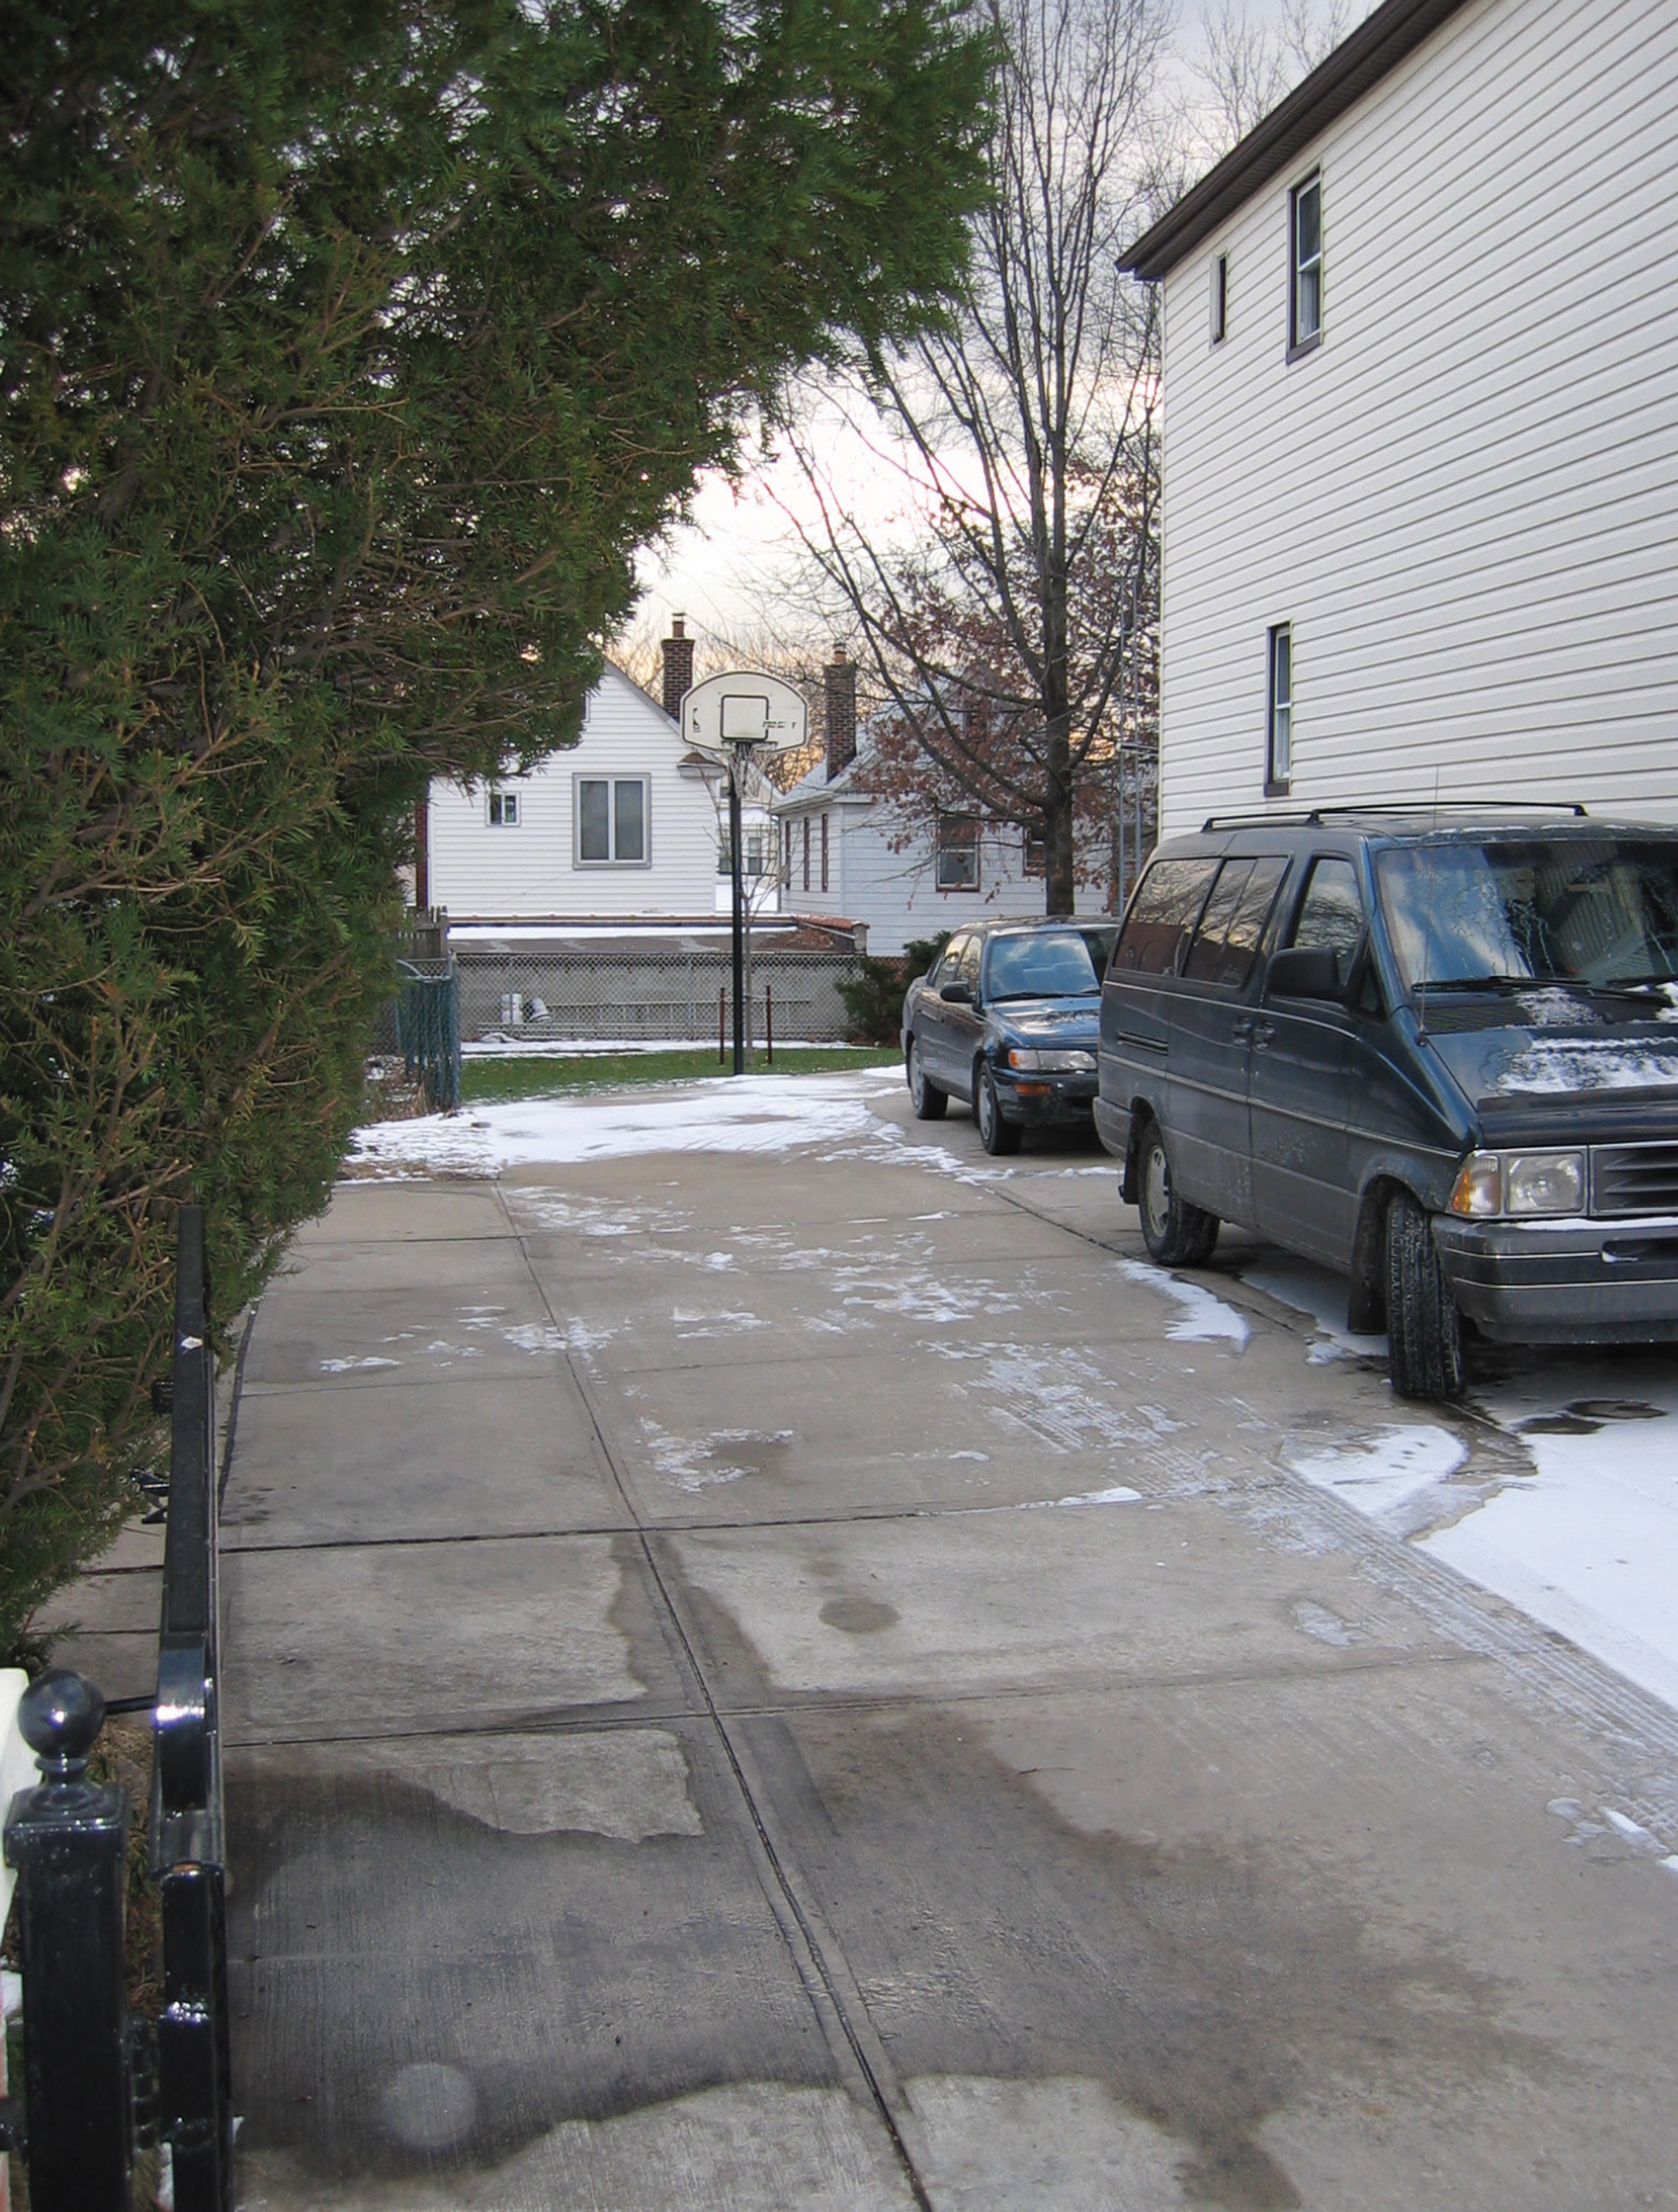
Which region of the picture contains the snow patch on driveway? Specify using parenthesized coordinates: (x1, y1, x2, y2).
(1119, 1260, 1250, 1346)
(1239, 1255, 1387, 1364)
(1423, 1378, 1678, 1715)
(352, 1071, 902, 1172)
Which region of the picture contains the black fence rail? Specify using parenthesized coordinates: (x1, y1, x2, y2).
(3, 1205, 234, 2209)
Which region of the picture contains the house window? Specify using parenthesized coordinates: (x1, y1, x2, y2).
(718, 828, 766, 878)
(1266, 626, 1293, 794)
(821, 813, 830, 892)
(1211, 252, 1227, 345)
(576, 775, 649, 865)
(936, 811, 981, 891)
(802, 816, 810, 892)
(1290, 172, 1322, 353)
(1024, 827, 1047, 877)
(487, 789, 520, 827)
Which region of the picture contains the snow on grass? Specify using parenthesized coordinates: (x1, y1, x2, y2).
(1288, 1425, 1467, 1529)
(1238, 1255, 1387, 1364)
(1422, 1372, 1678, 1714)
(352, 1069, 904, 1172)
(1118, 1260, 1250, 1346)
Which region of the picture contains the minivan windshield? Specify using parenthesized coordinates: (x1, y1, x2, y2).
(984, 931, 1102, 999)
(1375, 838, 1678, 993)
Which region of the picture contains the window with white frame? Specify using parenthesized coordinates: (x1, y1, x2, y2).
(575, 775, 649, 865)
(820, 813, 830, 891)
(1211, 252, 1228, 345)
(487, 789, 520, 827)
(936, 811, 981, 891)
(1290, 172, 1321, 352)
(1266, 626, 1293, 793)
(1024, 826, 1047, 877)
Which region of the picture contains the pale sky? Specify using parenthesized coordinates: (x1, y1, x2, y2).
(625, 0, 1370, 658)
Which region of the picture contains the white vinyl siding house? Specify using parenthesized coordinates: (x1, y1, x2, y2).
(773, 759, 1048, 957)
(1128, 0, 1678, 836)
(424, 662, 721, 919)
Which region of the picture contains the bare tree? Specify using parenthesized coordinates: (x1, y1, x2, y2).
(1182, 0, 1358, 166)
(778, 0, 1170, 918)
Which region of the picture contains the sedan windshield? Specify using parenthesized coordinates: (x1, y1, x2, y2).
(984, 931, 1102, 999)
(1375, 838, 1678, 992)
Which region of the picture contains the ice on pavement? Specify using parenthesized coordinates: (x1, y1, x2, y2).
(1118, 1260, 1249, 1345)
(1422, 1375, 1678, 1714)
(352, 1069, 903, 1171)
(1289, 1426, 1467, 1525)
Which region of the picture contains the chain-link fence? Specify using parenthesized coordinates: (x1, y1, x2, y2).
(455, 939, 860, 1046)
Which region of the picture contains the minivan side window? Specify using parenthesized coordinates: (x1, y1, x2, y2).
(956, 934, 983, 989)
(1184, 856, 1289, 986)
(930, 936, 964, 985)
(1290, 857, 1364, 979)
(1113, 858, 1220, 976)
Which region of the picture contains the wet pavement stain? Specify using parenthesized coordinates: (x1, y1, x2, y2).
(758, 1705, 1554, 2212)
(821, 1596, 901, 1635)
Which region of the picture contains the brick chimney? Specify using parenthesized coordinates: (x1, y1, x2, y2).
(825, 648, 857, 780)
(660, 613, 695, 718)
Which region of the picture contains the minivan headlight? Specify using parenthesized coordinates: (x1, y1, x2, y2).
(1504, 1150, 1585, 1216)
(1448, 1149, 1586, 1218)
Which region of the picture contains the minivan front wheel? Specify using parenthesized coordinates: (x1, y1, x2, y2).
(1135, 1121, 1219, 1265)
(1385, 1191, 1466, 1401)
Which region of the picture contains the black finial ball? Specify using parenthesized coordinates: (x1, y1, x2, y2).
(18, 1668, 107, 1776)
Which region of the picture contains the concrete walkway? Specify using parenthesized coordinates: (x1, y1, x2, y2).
(221, 1110, 1678, 2209)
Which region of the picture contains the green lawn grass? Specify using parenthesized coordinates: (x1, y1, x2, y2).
(461, 1045, 898, 1105)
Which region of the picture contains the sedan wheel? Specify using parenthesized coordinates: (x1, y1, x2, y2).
(977, 1064, 1022, 1156)
(907, 1037, 947, 1120)
(1135, 1120, 1218, 1265)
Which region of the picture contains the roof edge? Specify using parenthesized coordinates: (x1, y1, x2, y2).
(1120, 0, 1474, 280)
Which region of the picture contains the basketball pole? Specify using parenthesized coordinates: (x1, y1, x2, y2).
(728, 751, 746, 1075)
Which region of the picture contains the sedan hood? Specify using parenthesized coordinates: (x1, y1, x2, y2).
(988, 996, 1101, 1046)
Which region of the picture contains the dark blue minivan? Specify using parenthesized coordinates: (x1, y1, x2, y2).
(1096, 807, 1678, 1398)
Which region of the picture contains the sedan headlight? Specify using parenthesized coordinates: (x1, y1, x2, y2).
(1449, 1148, 1585, 1218)
(1006, 1048, 1097, 1072)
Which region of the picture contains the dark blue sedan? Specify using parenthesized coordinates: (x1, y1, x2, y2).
(901, 920, 1114, 1155)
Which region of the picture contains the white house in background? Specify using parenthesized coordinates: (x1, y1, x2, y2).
(417, 621, 779, 921)
(774, 654, 1050, 957)
(1121, 0, 1678, 837)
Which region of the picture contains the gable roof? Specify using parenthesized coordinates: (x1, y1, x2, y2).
(1119, 0, 1473, 280)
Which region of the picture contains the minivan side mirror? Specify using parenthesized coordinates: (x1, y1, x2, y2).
(1267, 945, 1342, 999)
(939, 980, 976, 1004)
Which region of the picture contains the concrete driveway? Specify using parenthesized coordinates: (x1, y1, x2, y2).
(224, 1078, 1678, 2209)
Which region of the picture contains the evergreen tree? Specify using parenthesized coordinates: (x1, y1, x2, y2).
(0, 0, 989, 1647)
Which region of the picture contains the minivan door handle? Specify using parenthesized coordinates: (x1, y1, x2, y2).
(1251, 1018, 1275, 1050)
(1232, 1015, 1254, 1041)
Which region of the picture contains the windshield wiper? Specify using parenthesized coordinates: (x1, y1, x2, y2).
(1415, 973, 1536, 993)
(1591, 974, 1678, 995)
(989, 988, 1098, 1001)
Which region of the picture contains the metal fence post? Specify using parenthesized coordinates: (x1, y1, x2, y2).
(2, 1672, 135, 2211)
(152, 1204, 235, 2212)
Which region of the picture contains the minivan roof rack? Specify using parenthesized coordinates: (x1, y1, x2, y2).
(1201, 801, 1589, 831)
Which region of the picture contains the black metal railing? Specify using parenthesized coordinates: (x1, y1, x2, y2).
(3, 1203, 234, 2209)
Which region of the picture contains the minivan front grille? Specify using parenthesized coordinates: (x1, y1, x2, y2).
(1592, 1142, 1678, 1218)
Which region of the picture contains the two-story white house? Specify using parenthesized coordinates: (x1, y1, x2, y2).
(417, 621, 778, 922)
(1122, 0, 1678, 836)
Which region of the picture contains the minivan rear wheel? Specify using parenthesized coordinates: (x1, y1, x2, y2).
(907, 1036, 947, 1119)
(1385, 1191, 1466, 1401)
(1136, 1121, 1219, 1266)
